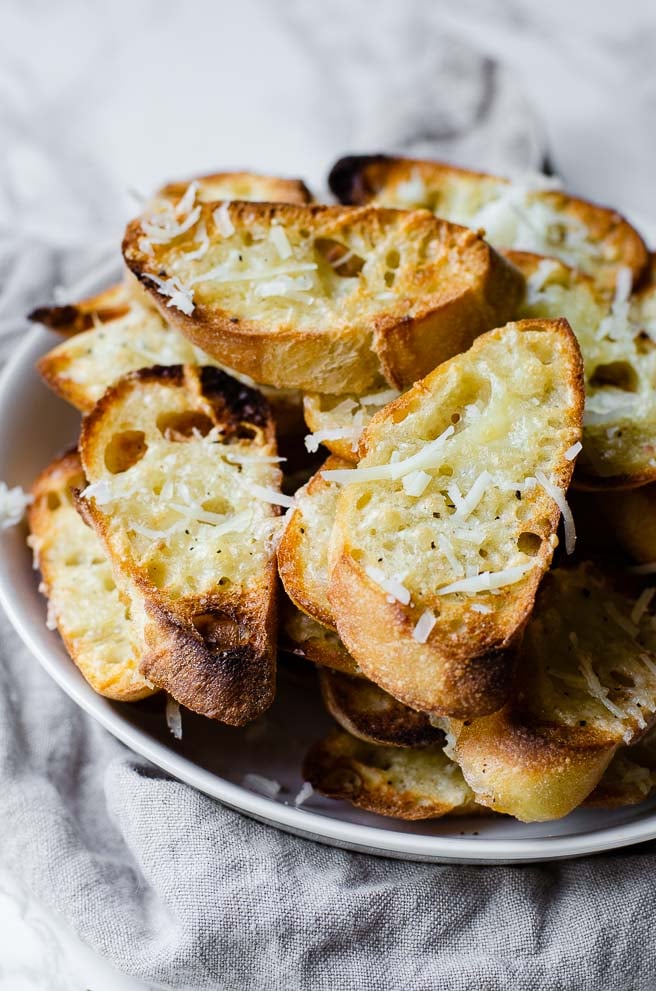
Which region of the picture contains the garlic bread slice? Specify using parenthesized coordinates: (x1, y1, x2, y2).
(123, 199, 524, 394)
(78, 365, 280, 725)
(329, 319, 584, 718)
(27, 450, 155, 702)
(511, 251, 656, 488)
(587, 724, 656, 809)
(281, 604, 362, 678)
(318, 668, 440, 748)
(156, 171, 312, 206)
(445, 562, 656, 821)
(302, 387, 400, 465)
(329, 155, 648, 288)
(277, 454, 347, 630)
(303, 731, 479, 820)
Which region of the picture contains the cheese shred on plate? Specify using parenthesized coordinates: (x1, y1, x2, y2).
(0, 482, 33, 529)
(165, 696, 183, 740)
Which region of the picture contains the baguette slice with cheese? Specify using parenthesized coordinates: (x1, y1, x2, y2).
(281, 604, 362, 677)
(318, 667, 441, 748)
(303, 730, 479, 820)
(302, 387, 400, 465)
(329, 155, 648, 288)
(77, 365, 280, 724)
(32, 280, 304, 440)
(510, 251, 656, 488)
(278, 454, 348, 630)
(329, 318, 584, 718)
(123, 197, 524, 394)
(444, 562, 656, 821)
(27, 450, 155, 702)
(156, 171, 312, 207)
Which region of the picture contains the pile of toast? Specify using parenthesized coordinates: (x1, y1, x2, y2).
(26, 157, 656, 825)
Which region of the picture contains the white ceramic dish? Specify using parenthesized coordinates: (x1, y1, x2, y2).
(3, 322, 656, 865)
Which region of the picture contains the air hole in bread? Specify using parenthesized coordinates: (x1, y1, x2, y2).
(384, 270, 395, 287)
(104, 430, 148, 474)
(589, 361, 639, 393)
(103, 576, 116, 593)
(437, 465, 453, 477)
(46, 491, 61, 511)
(386, 249, 400, 270)
(635, 331, 655, 355)
(451, 413, 461, 424)
(146, 560, 167, 588)
(235, 424, 257, 441)
(517, 532, 542, 556)
(314, 238, 364, 278)
(156, 411, 214, 440)
(201, 497, 231, 515)
(65, 554, 82, 566)
(356, 492, 372, 511)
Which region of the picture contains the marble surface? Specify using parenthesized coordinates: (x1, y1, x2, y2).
(0, 0, 655, 986)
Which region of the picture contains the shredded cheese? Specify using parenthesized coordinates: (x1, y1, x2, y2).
(213, 202, 235, 237)
(165, 696, 183, 740)
(604, 601, 639, 639)
(535, 470, 575, 554)
(436, 561, 536, 596)
(143, 272, 194, 316)
(294, 781, 314, 807)
(631, 588, 655, 626)
(364, 566, 411, 605)
(452, 471, 492, 521)
(402, 469, 432, 497)
(564, 441, 582, 461)
(412, 609, 437, 644)
(322, 425, 455, 484)
(250, 484, 295, 509)
(578, 655, 627, 721)
(0, 482, 33, 529)
(242, 773, 281, 799)
(269, 224, 293, 260)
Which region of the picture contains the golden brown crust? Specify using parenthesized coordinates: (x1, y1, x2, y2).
(158, 171, 313, 205)
(277, 455, 346, 631)
(318, 667, 442, 748)
(280, 601, 362, 677)
(329, 318, 585, 718)
(77, 364, 278, 725)
(123, 201, 525, 394)
(29, 283, 133, 337)
(329, 154, 648, 287)
(303, 730, 482, 820)
(28, 450, 156, 703)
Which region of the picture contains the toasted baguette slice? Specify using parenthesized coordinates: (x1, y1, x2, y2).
(444, 562, 656, 821)
(156, 171, 312, 206)
(77, 365, 280, 724)
(329, 319, 584, 718)
(302, 387, 400, 464)
(27, 451, 155, 702)
(32, 282, 304, 440)
(303, 731, 479, 820)
(318, 668, 441, 748)
(329, 155, 648, 288)
(277, 455, 348, 630)
(123, 198, 524, 394)
(509, 251, 656, 488)
(281, 604, 362, 677)
(587, 724, 656, 809)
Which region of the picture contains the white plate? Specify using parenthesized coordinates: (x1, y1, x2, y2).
(3, 324, 656, 865)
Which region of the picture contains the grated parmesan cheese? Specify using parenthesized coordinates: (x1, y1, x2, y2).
(631, 588, 655, 626)
(452, 471, 492, 521)
(535, 470, 575, 554)
(0, 482, 33, 529)
(412, 609, 437, 643)
(143, 272, 194, 315)
(359, 388, 400, 406)
(578, 655, 627, 722)
(304, 428, 359, 454)
(436, 561, 536, 596)
(269, 224, 293, 260)
(322, 425, 454, 484)
(604, 601, 639, 639)
(364, 565, 411, 605)
(213, 202, 235, 237)
(242, 773, 281, 799)
(294, 781, 314, 807)
(165, 696, 183, 740)
(250, 484, 295, 509)
(564, 441, 582, 461)
(402, 469, 432, 497)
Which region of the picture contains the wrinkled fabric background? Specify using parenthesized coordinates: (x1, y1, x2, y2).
(1, 1, 656, 988)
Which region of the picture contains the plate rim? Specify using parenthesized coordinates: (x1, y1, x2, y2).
(3, 323, 656, 865)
